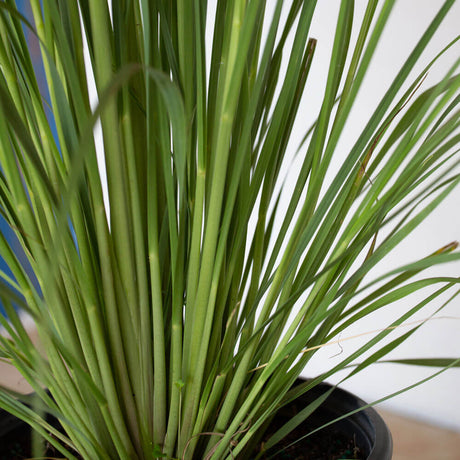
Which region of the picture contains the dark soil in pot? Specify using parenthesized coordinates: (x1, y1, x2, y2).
(0, 380, 392, 459)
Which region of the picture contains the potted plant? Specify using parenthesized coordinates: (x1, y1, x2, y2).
(0, 0, 459, 458)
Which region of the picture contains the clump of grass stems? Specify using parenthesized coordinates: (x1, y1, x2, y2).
(0, 1, 459, 459)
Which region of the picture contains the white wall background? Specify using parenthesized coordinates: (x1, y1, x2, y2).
(282, 0, 460, 431)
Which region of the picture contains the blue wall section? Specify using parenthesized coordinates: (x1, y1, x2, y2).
(1, 1, 50, 318)
(0, 217, 15, 317)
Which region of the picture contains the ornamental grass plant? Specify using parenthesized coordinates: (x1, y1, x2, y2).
(0, 0, 459, 459)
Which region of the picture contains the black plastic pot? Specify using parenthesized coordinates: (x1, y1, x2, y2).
(0, 400, 73, 460)
(0, 380, 392, 459)
(254, 379, 393, 459)
(0, 407, 34, 459)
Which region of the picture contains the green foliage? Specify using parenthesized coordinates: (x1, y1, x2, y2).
(0, 1, 459, 459)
